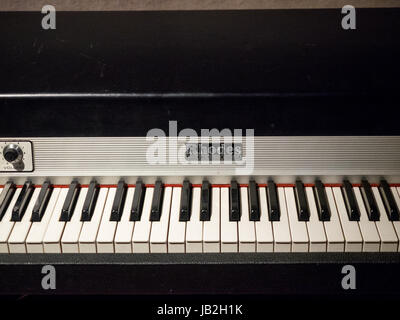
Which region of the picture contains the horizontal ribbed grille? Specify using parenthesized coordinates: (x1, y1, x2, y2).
(0, 136, 394, 177)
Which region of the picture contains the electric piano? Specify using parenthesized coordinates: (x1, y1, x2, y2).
(0, 7, 400, 295)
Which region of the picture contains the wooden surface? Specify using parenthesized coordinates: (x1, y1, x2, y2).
(0, 0, 399, 11)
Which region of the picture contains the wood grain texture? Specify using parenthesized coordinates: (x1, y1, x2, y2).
(0, 0, 399, 11)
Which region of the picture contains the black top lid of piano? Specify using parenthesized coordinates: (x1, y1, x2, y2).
(0, 9, 399, 137)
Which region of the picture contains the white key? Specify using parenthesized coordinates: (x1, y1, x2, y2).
(285, 187, 309, 252)
(324, 187, 345, 252)
(372, 187, 398, 252)
(272, 188, 291, 252)
(132, 188, 153, 253)
(26, 188, 61, 253)
(61, 188, 88, 253)
(305, 187, 327, 252)
(96, 188, 118, 253)
(238, 187, 256, 252)
(391, 187, 400, 245)
(203, 188, 221, 253)
(168, 187, 186, 253)
(255, 187, 273, 252)
(150, 187, 172, 253)
(220, 187, 238, 252)
(8, 188, 41, 253)
(354, 187, 380, 252)
(114, 187, 135, 253)
(186, 187, 203, 252)
(332, 187, 363, 252)
(43, 188, 69, 253)
(78, 188, 108, 253)
(0, 188, 21, 253)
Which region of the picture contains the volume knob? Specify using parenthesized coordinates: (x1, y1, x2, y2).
(3, 144, 23, 163)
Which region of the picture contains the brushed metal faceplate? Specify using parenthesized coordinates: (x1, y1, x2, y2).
(0, 136, 399, 184)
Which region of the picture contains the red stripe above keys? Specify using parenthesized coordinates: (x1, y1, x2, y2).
(52, 185, 72, 188)
(1, 182, 399, 188)
(323, 183, 343, 187)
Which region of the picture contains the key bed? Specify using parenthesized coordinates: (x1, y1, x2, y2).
(0, 179, 400, 254)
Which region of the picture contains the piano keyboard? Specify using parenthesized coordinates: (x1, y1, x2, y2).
(0, 179, 399, 254)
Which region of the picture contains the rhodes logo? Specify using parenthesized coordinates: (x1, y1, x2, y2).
(146, 121, 254, 174)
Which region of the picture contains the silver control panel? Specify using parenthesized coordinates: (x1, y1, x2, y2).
(0, 136, 399, 184)
(0, 141, 33, 172)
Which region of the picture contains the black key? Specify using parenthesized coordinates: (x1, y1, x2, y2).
(267, 180, 280, 221)
(248, 180, 260, 221)
(200, 180, 211, 221)
(11, 181, 34, 221)
(81, 180, 99, 221)
(294, 180, 309, 221)
(59, 181, 81, 221)
(110, 180, 127, 221)
(361, 180, 379, 221)
(230, 180, 241, 221)
(179, 180, 191, 221)
(31, 181, 53, 222)
(342, 180, 360, 221)
(314, 180, 331, 221)
(0, 181, 16, 221)
(0, 182, 12, 209)
(380, 180, 399, 221)
(130, 180, 146, 221)
(150, 180, 164, 221)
